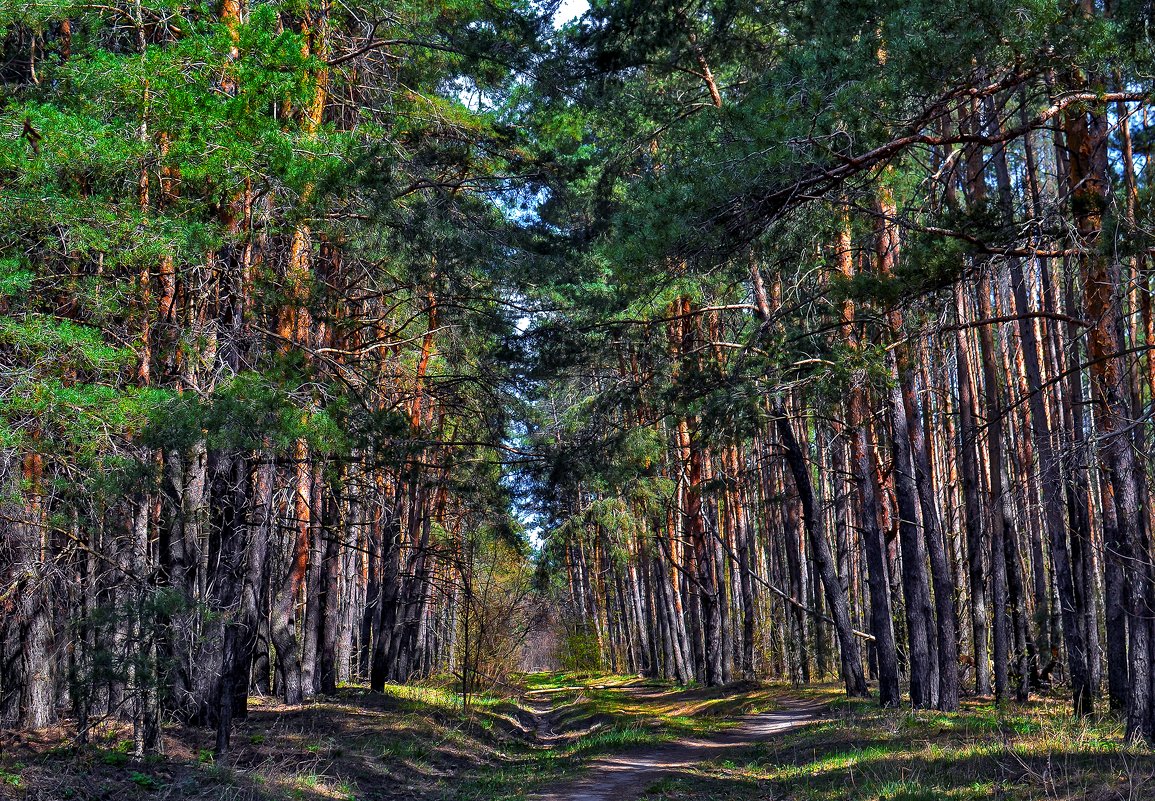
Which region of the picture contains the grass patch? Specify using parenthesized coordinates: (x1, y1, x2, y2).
(641, 688, 1155, 801)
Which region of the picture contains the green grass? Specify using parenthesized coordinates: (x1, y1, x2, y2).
(448, 673, 794, 800)
(638, 690, 1155, 801)
(9, 674, 1135, 801)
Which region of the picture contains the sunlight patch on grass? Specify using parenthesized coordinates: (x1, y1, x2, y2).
(658, 688, 1154, 801)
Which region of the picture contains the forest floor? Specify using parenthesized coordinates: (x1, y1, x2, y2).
(1, 675, 1152, 801)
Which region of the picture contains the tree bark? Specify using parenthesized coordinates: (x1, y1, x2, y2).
(1065, 90, 1152, 738)
(775, 408, 870, 697)
(953, 294, 992, 696)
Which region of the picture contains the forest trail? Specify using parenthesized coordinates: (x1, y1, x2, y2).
(529, 699, 824, 801)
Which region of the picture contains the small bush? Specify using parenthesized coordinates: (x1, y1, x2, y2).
(128, 771, 162, 791)
(100, 750, 129, 767)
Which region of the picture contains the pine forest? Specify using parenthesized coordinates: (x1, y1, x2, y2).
(3, 2, 1155, 800)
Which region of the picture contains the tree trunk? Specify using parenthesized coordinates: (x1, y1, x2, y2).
(318, 474, 343, 695)
(886, 353, 939, 709)
(1065, 91, 1152, 738)
(953, 295, 992, 696)
(848, 388, 902, 707)
(987, 105, 1091, 714)
(898, 351, 960, 710)
(270, 443, 310, 704)
(17, 453, 55, 729)
(775, 409, 869, 697)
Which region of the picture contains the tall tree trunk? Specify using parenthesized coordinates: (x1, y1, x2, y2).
(953, 293, 992, 696)
(847, 389, 901, 707)
(270, 442, 310, 704)
(775, 409, 870, 697)
(887, 351, 940, 709)
(898, 351, 960, 710)
(836, 207, 900, 706)
(318, 474, 343, 695)
(987, 103, 1091, 714)
(1065, 89, 1152, 738)
(975, 272, 1031, 702)
(17, 452, 55, 729)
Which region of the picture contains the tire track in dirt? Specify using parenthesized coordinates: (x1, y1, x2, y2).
(528, 700, 824, 801)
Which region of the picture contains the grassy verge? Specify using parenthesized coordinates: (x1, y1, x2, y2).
(639, 688, 1155, 801)
(1, 682, 545, 801)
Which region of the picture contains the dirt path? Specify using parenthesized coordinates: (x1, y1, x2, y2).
(528, 700, 824, 801)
